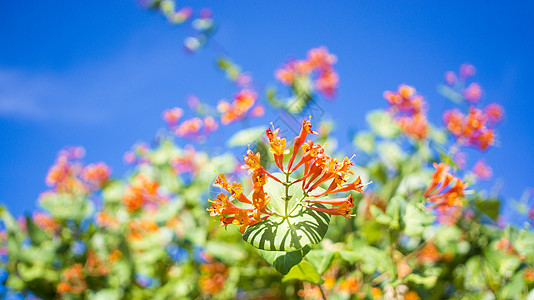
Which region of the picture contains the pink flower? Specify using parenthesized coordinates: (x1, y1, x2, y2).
(82, 162, 111, 188)
(459, 63, 476, 79)
(187, 95, 201, 110)
(462, 82, 482, 103)
(203, 116, 219, 133)
(123, 151, 137, 165)
(485, 103, 504, 123)
(444, 71, 457, 86)
(472, 159, 492, 180)
(162, 107, 184, 126)
(175, 117, 203, 137)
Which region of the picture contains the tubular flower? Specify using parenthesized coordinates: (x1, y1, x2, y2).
(424, 162, 466, 209)
(122, 174, 162, 212)
(57, 264, 87, 295)
(472, 159, 492, 180)
(162, 107, 184, 126)
(443, 105, 503, 151)
(275, 46, 339, 98)
(208, 119, 367, 233)
(81, 162, 111, 188)
(383, 84, 429, 140)
(218, 89, 263, 125)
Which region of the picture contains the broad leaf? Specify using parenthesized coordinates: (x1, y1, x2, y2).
(260, 245, 311, 275)
(282, 260, 324, 284)
(305, 249, 335, 275)
(227, 126, 267, 147)
(242, 173, 331, 251)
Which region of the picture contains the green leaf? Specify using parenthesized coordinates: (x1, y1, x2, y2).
(260, 245, 311, 275)
(242, 173, 331, 251)
(437, 84, 463, 104)
(403, 204, 434, 237)
(305, 249, 335, 275)
(282, 260, 324, 284)
(206, 241, 248, 265)
(366, 110, 400, 138)
(473, 198, 500, 221)
(25, 215, 48, 246)
(353, 131, 375, 154)
(404, 273, 437, 288)
(227, 126, 267, 147)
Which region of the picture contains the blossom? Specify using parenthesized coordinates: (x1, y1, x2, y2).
(459, 63, 476, 79)
(162, 107, 184, 126)
(208, 119, 366, 233)
(424, 162, 466, 209)
(218, 89, 262, 125)
(484, 103, 504, 123)
(82, 162, 111, 188)
(444, 71, 457, 86)
(417, 243, 441, 264)
(122, 174, 162, 212)
(57, 264, 87, 294)
(383, 84, 429, 140)
(472, 159, 492, 180)
(275, 46, 339, 98)
(462, 82, 482, 103)
(199, 258, 228, 295)
(443, 106, 501, 151)
(33, 212, 59, 234)
(175, 117, 203, 138)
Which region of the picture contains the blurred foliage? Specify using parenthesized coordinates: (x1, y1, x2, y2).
(0, 2, 532, 300)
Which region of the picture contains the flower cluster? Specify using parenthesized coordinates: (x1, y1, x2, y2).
(163, 106, 219, 139)
(199, 258, 228, 295)
(122, 174, 165, 212)
(44, 147, 110, 194)
(217, 89, 264, 125)
(444, 63, 482, 103)
(57, 264, 87, 295)
(383, 84, 429, 140)
(32, 212, 59, 234)
(443, 104, 503, 150)
(276, 46, 339, 98)
(424, 163, 466, 210)
(472, 159, 493, 180)
(208, 119, 364, 234)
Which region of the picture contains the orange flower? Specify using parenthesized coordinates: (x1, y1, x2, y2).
(32, 212, 59, 234)
(162, 107, 184, 126)
(208, 119, 365, 232)
(82, 162, 110, 188)
(57, 264, 87, 295)
(199, 260, 228, 295)
(122, 174, 161, 212)
(417, 243, 441, 264)
(424, 163, 466, 209)
(218, 89, 261, 125)
(443, 105, 502, 151)
(383, 84, 428, 140)
(276, 46, 339, 98)
(472, 159, 492, 180)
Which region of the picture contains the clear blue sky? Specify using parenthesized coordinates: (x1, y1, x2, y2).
(1, 1, 533, 216)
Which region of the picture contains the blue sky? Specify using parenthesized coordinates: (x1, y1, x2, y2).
(1, 1, 533, 217)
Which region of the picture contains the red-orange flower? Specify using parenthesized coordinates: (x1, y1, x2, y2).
(424, 163, 466, 209)
(383, 84, 429, 140)
(443, 104, 503, 151)
(208, 119, 366, 231)
(276, 46, 339, 98)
